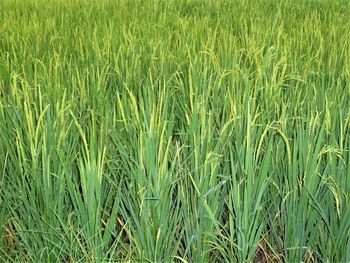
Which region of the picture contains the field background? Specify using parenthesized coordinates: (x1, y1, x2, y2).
(0, 0, 350, 262)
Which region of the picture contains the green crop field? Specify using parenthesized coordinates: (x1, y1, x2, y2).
(0, 0, 349, 262)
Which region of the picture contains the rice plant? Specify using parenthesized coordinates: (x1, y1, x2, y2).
(0, 0, 349, 262)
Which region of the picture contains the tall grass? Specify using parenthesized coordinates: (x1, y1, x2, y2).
(0, 0, 350, 262)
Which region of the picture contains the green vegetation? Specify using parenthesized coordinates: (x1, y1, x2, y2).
(0, 0, 350, 262)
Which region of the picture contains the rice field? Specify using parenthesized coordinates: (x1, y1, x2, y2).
(0, 0, 350, 262)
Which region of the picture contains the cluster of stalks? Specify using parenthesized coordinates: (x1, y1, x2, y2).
(0, 0, 349, 262)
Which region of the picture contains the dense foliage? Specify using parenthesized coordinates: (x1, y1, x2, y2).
(0, 0, 350, 262)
